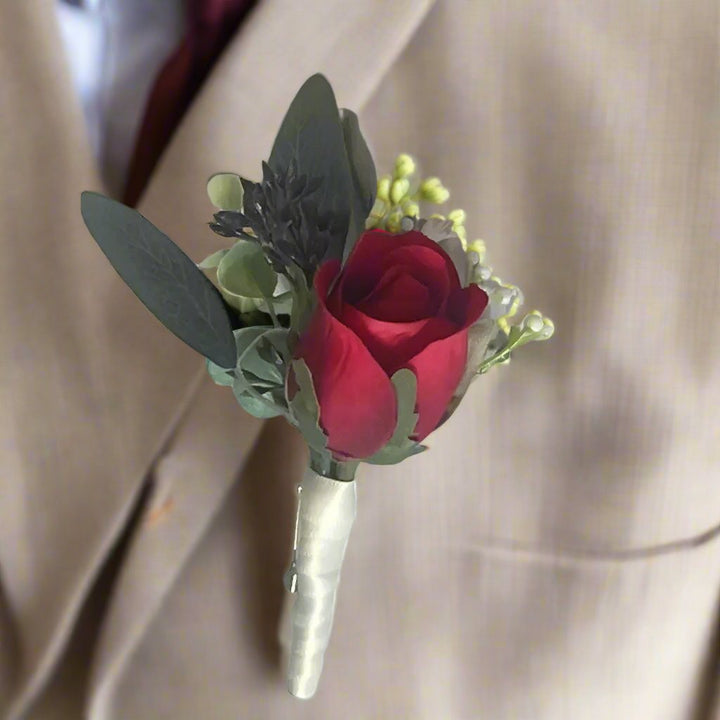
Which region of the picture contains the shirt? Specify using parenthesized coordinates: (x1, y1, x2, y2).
(56, 0, 185, 195)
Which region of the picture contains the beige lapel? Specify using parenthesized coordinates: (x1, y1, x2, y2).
(84, 0, 436, 715)
(0, 0, 435, 716)
(0, 1, 263, 718)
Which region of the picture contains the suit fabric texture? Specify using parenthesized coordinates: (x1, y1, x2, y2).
(0, 1, 719, 718)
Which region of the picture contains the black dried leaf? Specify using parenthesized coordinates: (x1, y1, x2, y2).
(216, 162, 347, 285)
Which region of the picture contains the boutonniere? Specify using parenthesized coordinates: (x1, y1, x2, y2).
(82, 74, 552, 699)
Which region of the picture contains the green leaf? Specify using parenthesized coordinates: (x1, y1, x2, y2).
(230, 327, 292, 419)
(477, 323, 532, 375)
(207, 173, 244, 210)
(217, 240, 277, 300)
(238, 328, 290, 388)
(364, 442, 428, 466)
(81, 192, 236, 368)
(364, 369, 425, 465)
(258, 291, 293, 317)
(197, 248, 229, 269)
(387, 369, 419, 447)
(206, 358, 235, 387)
(233, 326, 270, 359)
(268, 74, 352, 248)
(288, 359, 331, 455)
(340, 109, 377, 260)
(233, 387, 285, 418)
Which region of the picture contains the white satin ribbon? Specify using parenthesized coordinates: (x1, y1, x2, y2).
(282, 467, 357, 699)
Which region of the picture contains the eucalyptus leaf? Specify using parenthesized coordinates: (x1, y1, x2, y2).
(221, 293, 260, 315)
(233, 326, 270, 359)
(207, 173, 244, 210)
(257, 291, 293, 317)
(217, 240, 277, 300)
(289, 358, 330, 456)
(206, 358, 235, 387)
(81, 191, 236, 368)
(238, 328, 290, 388)
(365, 369, 424, 465)
(197, 248, 229, 269)
(233, 386, 286, 418)
(229, 327, 291, 420)
(386, 369, 419, 447)
(340, 108, 376, 260)
(364, 442, 427, 466)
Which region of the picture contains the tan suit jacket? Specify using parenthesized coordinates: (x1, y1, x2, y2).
(1, 1, 719, 718)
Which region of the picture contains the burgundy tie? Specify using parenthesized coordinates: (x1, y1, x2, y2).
(123, 0, 257, 207)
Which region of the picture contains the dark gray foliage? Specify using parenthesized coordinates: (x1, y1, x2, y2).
(81, 191, 237, 368)
(339, 108, 377, 259)
(268, 74, 352, 223)
(210, 162, 345, 284)
(211, 75, 368, 283)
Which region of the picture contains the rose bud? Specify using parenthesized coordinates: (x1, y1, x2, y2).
(294, 230, 489, 459)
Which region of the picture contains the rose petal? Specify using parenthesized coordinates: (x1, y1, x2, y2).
(446, 284, 490, 326)
(295, 261, 397, 458)
(340, 230, 460, 306)
(357, 266, 435, 321)
(382, 244, 455, 299)
(406, 331, 469, 440)
(407, 284, 489, 439)
(339, 303, 457, 375)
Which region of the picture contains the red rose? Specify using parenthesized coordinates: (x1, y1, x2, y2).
(295, 230, 488, 459)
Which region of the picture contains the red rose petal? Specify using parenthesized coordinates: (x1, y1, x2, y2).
(340, 230, 459, 305)
(406, 283, 489, 439)
(339, 303, 457, 375)
(406, 331, 469, 440)
(356, 266, 435, 321)
(295, 261, 397, 459)
(382, 244, 455, 300)
(446, 283, 490, 326)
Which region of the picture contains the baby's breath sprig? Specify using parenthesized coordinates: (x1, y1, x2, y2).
(477, 311, 555, 375)
(367, 153, 554, 376)
(367, 154, 471, 243)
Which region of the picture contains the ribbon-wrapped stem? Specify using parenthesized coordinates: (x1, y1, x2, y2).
(283, 463, 357, 699)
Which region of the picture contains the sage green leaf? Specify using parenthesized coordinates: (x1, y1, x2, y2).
(230, 327, 291, 420)
(365, 369, 424, 465)
(206, 358, 234, 387)
(288, 358, 330, 455)
(268, 74, 352, 247)
(233, 326, 269, 360)
(257, 291, 293, 317)
(340, 108, 376, 260)
(207, 173, 244, 210)
(81, 191, 236, 368)
(233, 387, 285, 418)
(197, 248, 229, 269)
(217, 239, 277, 300)
(238, 328, 290, 388)
(364, 442, 427, 466)
(387, 369, 419, 447)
